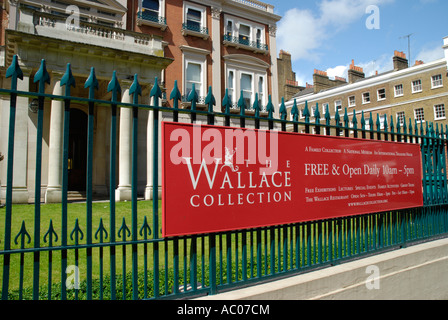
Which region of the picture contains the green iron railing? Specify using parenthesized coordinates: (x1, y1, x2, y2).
(137, 11, 167, 26)
(0, 56, 447, 300)
(223, 34, 269, 52)
(182, 23, 209, 36)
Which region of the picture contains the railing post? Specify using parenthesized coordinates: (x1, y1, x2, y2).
(187, 83, 198, 124)
(84, 67, 99, 300)
(107, 70, 121, 300)
(335, 108, 341, 137)
(60, 62, 75, 300)
(266, 95, 274, 130)
(314, 103, 320, 135)
(222, 89, 231, 127)
(209, 234, 217, 295)
(130, 74, 142, 300)
(352, 110, 357, 138)
(205, 86, 216, 126)
(303, 101, 310, 134)
(2, 55, 23, 300)
(238, 90, 246, 128)
(325, 105, 331, 136)
(253, 93, 260, 129)
(291, 99, 299, 133)
(280, 97, 287, 132)
(170, 80, 181, 122)
(150, 77, 162, 298)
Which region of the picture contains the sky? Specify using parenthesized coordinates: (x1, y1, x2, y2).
(270, 0, 448, 87)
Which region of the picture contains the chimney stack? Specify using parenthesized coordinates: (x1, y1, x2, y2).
(393, 51, 409, 70)
(414, 60, 424, 66)
(348, 60, 365, 84)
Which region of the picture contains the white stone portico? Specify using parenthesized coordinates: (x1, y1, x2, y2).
(0, 2, 172, 203)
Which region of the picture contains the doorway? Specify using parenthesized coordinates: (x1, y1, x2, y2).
(68, 108, 87, 191)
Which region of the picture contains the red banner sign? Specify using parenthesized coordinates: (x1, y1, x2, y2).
(162, 122, 423, 237)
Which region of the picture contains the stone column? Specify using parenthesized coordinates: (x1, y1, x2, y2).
(269, 24, 279, 119)
(45, 73, 64, 203)
(1, 68, 32, 203)
(211, 6, 222, 111)
(115, 83, 132, 201)
(145, 103, 161, 200)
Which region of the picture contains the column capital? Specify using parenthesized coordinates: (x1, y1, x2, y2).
(211, 6, 222, 20)
(120, 79, 133, 91)
(269, 24, 277, 37)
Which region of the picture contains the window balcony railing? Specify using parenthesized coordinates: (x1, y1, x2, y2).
(181, 23, 209, 40)
(229, 101, 268, 113)
(180, 94, 207, 109)
(137, 11, 167, 30)
(223, 34, 268, 54)
(32, 11, 164, 56)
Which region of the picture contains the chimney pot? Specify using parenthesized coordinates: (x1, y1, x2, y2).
(393, 50, 409, 70)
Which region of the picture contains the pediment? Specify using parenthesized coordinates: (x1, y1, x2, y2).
(223, 54, 271, 69)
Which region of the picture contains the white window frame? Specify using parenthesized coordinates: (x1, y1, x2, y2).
(431, 74, 443, 89)
(365, 118, 371, 130)
(224, 57, 267, 111)
(322, 103, 329, 115)
(412, 79, 422, 93)
(257, 76, 265, 109)
(240, 72, 254, 109)
(184, 2, 206, 28)
(226, 19, 234, 37)
(434, 104, 446, 120)
(379, 116, 385, 130)
(377, 88, 386, 101)
(185, 61, 203, 98)
(362, 92, 370, 104)
(414, 107, 425, 123)
(348, 96, 356, 108)
(396, 111, 405, 127)
(223, 14, 267, 53)
(182, 49, 208, 100)
(335, 100, 342, 112)
(256, 28, 262, 48)
(182, 2, 208, 39)
(310, 105, 317, 118)
(227, 69, 236, 105)
(394, 84, 403, 97)
(239, 23, 251, 43)
(138, 0, 166, 29)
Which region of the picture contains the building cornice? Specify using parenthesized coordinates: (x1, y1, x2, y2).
(324, 92, 448, 120)
(187, 0, 281, 25)
(5, 30, 173, 83)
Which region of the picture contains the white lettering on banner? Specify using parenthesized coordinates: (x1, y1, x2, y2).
(189, 191, 293, 208)
(183, 157, 221, 190)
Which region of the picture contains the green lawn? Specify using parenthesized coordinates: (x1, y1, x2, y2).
(0, 200, 164, 298)
(0, 200, 298, 299)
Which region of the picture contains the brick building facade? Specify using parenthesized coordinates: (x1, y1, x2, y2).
(133, 0, 281, 114)
(285, 42, 448, 135)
